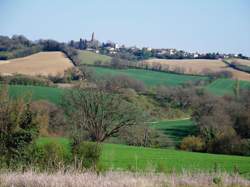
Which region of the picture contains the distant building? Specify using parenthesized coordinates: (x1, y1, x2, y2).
(91, 32, 95, 42)
(84, 32, 100, 50)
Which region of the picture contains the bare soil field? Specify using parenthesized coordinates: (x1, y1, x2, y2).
(0, 52, 74, 76)
(141, 59, 250, 81)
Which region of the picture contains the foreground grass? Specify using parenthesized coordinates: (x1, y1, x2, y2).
(78, 50, 111, 65)
(1, 171, 249, 187)
(91, 66, 208, 87)
(151, 119, 196, 144)
(205, 78, 250, 96)
(37, 137, 250, 176)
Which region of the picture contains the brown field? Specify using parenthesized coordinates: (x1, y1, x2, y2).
(0, 52, 74, 76)
(141, 59, 250, 81)
(227, 58, 250, 67)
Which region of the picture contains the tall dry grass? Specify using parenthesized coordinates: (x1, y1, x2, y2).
(0, 170, 249, 187)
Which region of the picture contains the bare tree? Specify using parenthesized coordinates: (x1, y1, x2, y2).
(62, 88, 145, 142)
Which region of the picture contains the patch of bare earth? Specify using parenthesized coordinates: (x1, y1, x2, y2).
(0, 171, 249, 187)
(141, 59, 250, 81)
(0, 52, 74, 76)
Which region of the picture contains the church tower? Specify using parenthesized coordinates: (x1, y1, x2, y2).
(91, 32, 95, 41)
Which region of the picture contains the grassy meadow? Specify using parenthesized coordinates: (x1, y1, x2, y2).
(91, 66, 208, 87)
(151, 119, 196, 144)
(8, 85, 64, 105)
(205, 78, 250, 96)
(78, 50, 111, 65)
(36, 137, 250, 176)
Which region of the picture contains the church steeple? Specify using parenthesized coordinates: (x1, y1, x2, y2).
(91, 32, 95, 41)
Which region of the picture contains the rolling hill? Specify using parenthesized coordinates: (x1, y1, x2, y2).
(78, 50, 111, 65)
(0, 52, 74, 76)
(151, 119, 196, 145)
(8, 85, 64, 105)
(205, 78, 250, 96)
(91, 66, 208, 87)
(141, 58, 250, 81)
(37, 137, 250, 175)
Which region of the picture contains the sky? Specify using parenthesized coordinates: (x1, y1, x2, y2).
(0, 0, 250, 55)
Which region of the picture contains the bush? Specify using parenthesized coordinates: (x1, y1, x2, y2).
(29, 141, 71, 170)
(180, 136, 204, 152)
(119, 125, 172, 148)
(0, 87, 39, 167)
(2, 74, 52, 86)
(73, 141, 102, 169)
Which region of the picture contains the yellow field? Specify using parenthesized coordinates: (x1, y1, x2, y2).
(141, 59, 250, 81)
(0, 52, 74, 76)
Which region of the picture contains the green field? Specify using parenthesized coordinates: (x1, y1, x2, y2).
(37, 137, 250, 175)
(151, 119, 196, 144)
(205, 78, 250, 96)
(91, 66, 208, 87)
(78, 50, 111, 65)
(8, 85, 64, 105)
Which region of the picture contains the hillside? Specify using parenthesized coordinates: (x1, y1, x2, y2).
(0, 52, 74, 76)
(151, 119, 196, 145)
(91, 66, 207, 87)
(205, 78, 250, 96)
(37, 137, 250, 175)
(8, 85, 64, 105)
(141, 58, 250, 81)
(78, 50, 111, 65)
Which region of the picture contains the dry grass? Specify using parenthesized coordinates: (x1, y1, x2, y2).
(227, 58, 250, 67)
(0, 52, 74, 76)
(141, 59, 250, 81)
(0, 171, 249, 187)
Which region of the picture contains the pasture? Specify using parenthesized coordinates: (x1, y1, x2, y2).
(91, 66, 207, 87)
(37, 137, 250, 175)
(78, 50, 111, 65)
(8, 85, 64, 105)
(151, 119, 196, 144)
(0, 52, 73, 76)
(205, 78, 250, 96)
(141, 58, 250, 81)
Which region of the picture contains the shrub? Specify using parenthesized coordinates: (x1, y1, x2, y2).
(73, 141, 102, 169)
(0, 86, 39, 167)
(180, 136, 204, 152)
(119, 125, 172, 148)
(3, 74, 52, 86)
(29, 141, 71, 170)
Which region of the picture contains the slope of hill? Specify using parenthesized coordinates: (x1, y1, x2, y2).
(78, 50, 111, 65)
(151, 119, 196, 145)
(227, 58, 250, 67)
(37, 137, 250, 175)
(0, 52, 74, 76)
(205, 78, 250, 96)
(141, 58, 250, 81)
(8, 85, 64, 105)
(91, 66, 207, 87)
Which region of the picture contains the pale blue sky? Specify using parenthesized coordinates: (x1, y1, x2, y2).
(0, 0, 249, 55)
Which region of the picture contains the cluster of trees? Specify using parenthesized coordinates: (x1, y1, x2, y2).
(0, 35, 80, 65)
(0, 86, 102, 170)
(154, 84, 250, 155)
(0, 35, 42, 60)
(0, 74, 53, 86)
